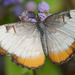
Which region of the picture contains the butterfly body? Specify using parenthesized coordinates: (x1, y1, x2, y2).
(0, 9, 75, 69)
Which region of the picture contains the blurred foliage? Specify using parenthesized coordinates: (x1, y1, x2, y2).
(36, 56, 63, 75)
(5, 56, 33, 75)
(0, 0, 74, 75)
(5, 56, 63, 75)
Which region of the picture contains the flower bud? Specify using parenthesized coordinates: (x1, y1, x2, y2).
(37, 13, 47, 21)
(38, 1, 50, 13)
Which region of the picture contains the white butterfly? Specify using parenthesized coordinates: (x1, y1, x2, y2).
(0, 9, 75, 69)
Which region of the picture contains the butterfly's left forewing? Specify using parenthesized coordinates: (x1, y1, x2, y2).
(0, 22, 45, 69)
(44, 10, 75, 63)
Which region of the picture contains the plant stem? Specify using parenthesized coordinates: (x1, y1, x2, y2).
(33, 69, 37, 75)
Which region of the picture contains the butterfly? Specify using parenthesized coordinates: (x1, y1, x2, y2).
(0, 9, 75, 69)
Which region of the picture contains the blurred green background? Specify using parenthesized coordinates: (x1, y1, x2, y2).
(0, 0, 75, 75)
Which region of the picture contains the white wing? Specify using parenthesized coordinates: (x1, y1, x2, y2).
(44, 10, 75, 63)
(0, 22, 45, 69)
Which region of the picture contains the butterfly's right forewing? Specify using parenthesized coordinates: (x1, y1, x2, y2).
(0, 22, 45, 69)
